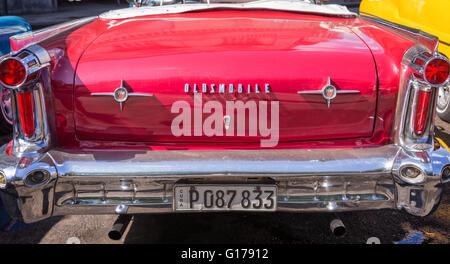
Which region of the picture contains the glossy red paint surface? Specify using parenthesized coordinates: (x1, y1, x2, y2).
(74, 11, 377, 143)
(350, 18, 417, 144)
(37, 19, 111, 149)
(33, 9, 416, 150)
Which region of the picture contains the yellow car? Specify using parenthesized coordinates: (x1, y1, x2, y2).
(360, 0, 450, 121)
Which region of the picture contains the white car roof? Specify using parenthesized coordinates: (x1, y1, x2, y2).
(100, 0, 357, 19)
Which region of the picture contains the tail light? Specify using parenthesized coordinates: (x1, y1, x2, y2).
(398, 45, 450, 150)
(0, 58, 27, 88)
(0, 46, 51, 143)
(414, 88, 432, 135)
(424, 58, 450, 86)
(0, 57, 36, 138)
(414, 56, 450, 136)
(0, 45, 51, 157)
(16, 91, 35, 138)
(408, 54, 450, 137)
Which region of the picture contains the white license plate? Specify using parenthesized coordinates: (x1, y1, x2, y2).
(173, 185, 277, 211)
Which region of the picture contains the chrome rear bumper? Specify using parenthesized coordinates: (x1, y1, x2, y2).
(0, 143, 449, 223)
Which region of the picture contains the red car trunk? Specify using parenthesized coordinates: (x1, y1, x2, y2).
(74, 11, 377, 143)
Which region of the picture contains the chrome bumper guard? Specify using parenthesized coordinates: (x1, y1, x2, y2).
(0, 143, 449, 223)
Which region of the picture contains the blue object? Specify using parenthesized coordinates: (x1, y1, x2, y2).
(0, 16, 31, 231)
(395, 230, 428, 244)
(0, 16, 32, 56)
(0, 199, 25, 231)
(0, 199, 10, 228)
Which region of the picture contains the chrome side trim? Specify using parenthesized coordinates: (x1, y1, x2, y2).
(91, 93, 153, 97)
(297, 90, 360, 95)
(4, 45, 54, 157)
(129, 93, 154, 97)
(91, 92, 153, 111)
(91, 80, 153, 110)
(298, 77, 361, 108)
(91, 93, 115, 96)
(440, 40, 450, 47)
(335, 90, 360, 94)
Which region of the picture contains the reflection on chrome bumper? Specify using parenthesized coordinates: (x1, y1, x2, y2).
(0, 143, 449, 223)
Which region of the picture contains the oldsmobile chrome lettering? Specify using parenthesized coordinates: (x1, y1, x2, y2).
(184, 83, 271, 94)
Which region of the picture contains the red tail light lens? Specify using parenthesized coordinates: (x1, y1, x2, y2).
(0, 58, 26, 87)
(414, 89, 432, 135)
(16, 92, 35, 138)
(424, 58, 450, 86)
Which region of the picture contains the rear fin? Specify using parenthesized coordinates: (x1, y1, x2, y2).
(10, 17, 97, 52)
(360, 13, 439, 53)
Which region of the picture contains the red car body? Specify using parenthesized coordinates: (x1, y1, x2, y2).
(13, 11, 414, 149)
(0, 2, 449, 224)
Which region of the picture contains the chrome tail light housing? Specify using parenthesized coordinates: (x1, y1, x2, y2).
(395, 45, 450, 151)
(0, 45, 52, 157)
(0, 45, 50, 89)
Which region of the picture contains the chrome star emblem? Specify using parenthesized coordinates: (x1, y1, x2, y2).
(297, 77, 361, 108)
(91, 80, 153, 110)
(114, 86, 129, 110)
(322, 78, 337, 108)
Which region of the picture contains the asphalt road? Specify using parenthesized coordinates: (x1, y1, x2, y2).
(0, 118, 448, 244)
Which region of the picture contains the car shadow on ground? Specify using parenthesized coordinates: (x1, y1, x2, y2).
(123, 186, 449, 244)
(435, 119, 450, 144)
(124, 189, 449, 244)
(0, 216, 63, 244)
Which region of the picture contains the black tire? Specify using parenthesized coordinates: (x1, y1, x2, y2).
(0, 114, 11, 135)
(436, 85, 450, 122)
(0, 87, 12, 136)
